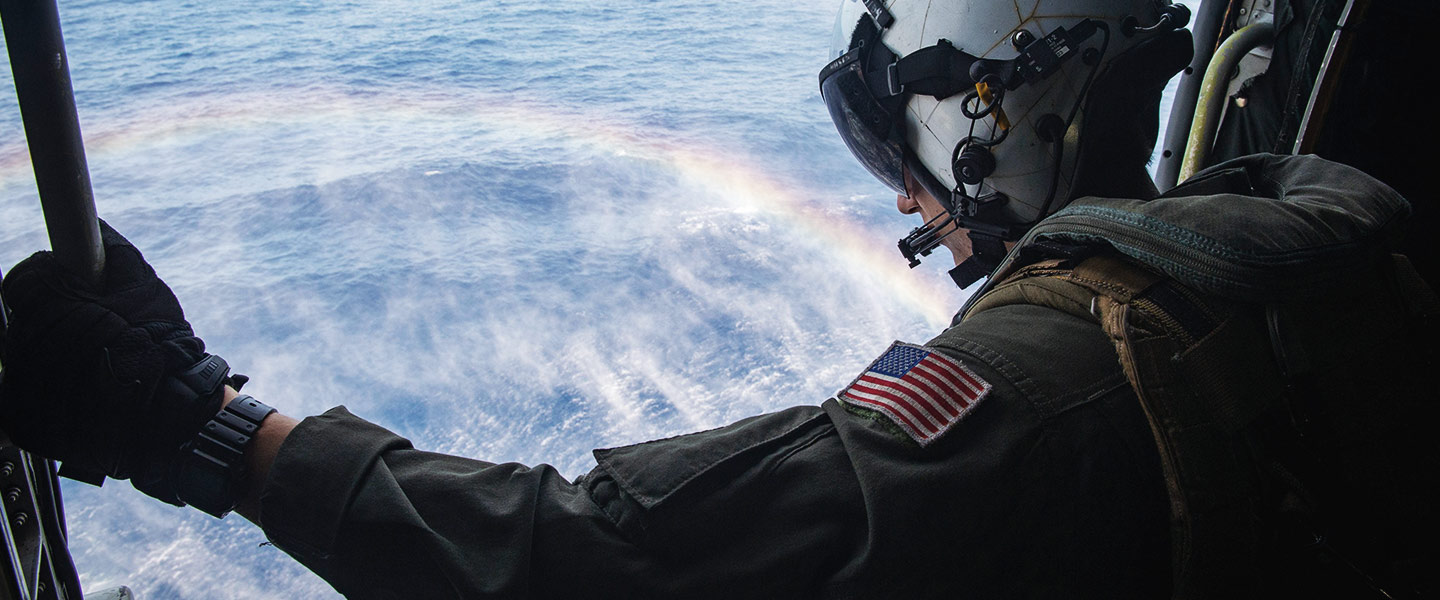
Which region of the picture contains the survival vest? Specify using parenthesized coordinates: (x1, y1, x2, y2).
(960, 154, 1439, 599)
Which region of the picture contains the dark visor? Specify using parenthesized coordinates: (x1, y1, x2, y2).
(819, 45, 906, 194)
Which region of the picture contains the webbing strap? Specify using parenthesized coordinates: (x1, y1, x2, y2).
(966, 253, 1277, 597)
(884, 39, 975, 99)
(963, 254, 1163, 320)
(962, 274, 1099, 323)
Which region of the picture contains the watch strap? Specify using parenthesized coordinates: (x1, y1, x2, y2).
(177, 394, 276, 517)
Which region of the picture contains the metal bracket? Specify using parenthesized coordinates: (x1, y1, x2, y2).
(2, 447, 83, 599)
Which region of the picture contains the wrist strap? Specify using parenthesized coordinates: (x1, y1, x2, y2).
(58, 354, 234, 487)
(177, 394, 276, 518)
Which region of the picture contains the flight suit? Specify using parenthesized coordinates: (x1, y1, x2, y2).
(257, 301, 1169, 598)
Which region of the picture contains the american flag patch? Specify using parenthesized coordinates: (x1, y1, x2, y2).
(839, 341, 991, 446)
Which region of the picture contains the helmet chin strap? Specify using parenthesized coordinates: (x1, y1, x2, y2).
(947, 230, 1008, 289)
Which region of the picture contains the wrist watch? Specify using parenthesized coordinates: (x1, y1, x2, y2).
(176, 394, 276, 518)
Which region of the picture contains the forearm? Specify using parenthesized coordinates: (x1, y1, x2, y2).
(216, 385, 300, 523)
(247, 406, 644, 597)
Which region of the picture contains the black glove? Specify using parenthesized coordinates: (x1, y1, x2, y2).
(0, 221, 234, 505)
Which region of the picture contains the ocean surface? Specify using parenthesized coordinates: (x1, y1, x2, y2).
(2, 1, 1181, 597)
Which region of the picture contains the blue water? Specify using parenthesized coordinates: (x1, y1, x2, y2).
(1, 2, 1184, 597)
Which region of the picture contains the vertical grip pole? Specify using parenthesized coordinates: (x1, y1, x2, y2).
(1, 0, 104, 286)
(1, 4, 98, 598)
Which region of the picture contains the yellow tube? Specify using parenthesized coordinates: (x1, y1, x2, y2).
(1179, 21, 1275, 183)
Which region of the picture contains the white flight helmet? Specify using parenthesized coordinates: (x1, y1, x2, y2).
(820, 0, 1189, 284)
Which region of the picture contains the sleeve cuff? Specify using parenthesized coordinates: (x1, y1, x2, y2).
(258, 406, 412, 558)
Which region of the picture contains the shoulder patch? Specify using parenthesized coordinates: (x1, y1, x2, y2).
(838, 341, 991, 446)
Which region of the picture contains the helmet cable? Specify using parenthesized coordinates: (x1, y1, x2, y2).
(1032, 21, 1111, 223)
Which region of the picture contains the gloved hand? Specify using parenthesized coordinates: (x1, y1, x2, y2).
(0, 220, 234, 505)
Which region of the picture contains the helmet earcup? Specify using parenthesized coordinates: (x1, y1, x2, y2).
(953, 144, 996, 185)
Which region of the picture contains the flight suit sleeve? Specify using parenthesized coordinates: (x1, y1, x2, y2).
(255, 405, 870, 599)
(249, 304, 1166, 598)
(257, 406, 644, 599)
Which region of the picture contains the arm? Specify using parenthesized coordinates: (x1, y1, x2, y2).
(0, 222, 298, 516)
(1, 223, 866, 597)
(224, 385, 299, 523)
(0, 223, 645, 596)
(241, 402, 865, 598)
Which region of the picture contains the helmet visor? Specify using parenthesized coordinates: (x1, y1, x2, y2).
(820, 46, 906, 194)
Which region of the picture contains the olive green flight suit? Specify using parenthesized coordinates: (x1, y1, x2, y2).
(257, 301, 1169, 599)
